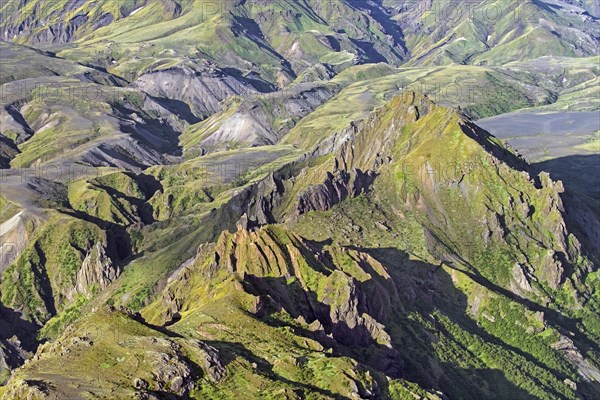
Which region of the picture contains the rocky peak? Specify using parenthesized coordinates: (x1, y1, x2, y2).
(71, 242, 121, 300)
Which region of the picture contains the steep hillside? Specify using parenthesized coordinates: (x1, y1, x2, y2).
(2, 93, 598, 399)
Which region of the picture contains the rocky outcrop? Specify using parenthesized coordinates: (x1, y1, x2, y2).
(311, 122, 360, 157)
(0, 336, 30, 385)
(1, 378, 58, 400)
(149, 225, 403, 376)
(1, 304, 227, 399)
(71, 242, 121, 299)
(188, 340, 226, 383)
(148, 348, 194, 396)
(511, 263, 534, 293)
(552, 334, 600, 382)
(157, 287, 185, 327)
(295, 169, 375, 216)
(321, 270, 392, 347)
(539, 250, 564, 290)
(136, 337, 225, 397)
(211, 170, 289, 230)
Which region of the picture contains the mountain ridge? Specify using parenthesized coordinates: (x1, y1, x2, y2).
(2, 92, 598, 398)
(0, 1, 599, 398)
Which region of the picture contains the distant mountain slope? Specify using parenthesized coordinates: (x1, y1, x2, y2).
(391, 0, 599, 66)
(0, 0, 408, 84)
(3, 44, 596, 171)
(1, 0, 597, 84)
(0, 42, 195, 170)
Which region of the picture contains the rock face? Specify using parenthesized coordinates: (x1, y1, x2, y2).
(0, 337, 30, 385)
(0, 211, 37, 275)
(321, 270, 392, 347)
(539, 250, 564, 290)
(295, 169, 375, 215)
(149, 349, 194, 396)
(189, 340, 226, 383)
(72, 242, 122, 299)
(511, 263, 534, 293)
